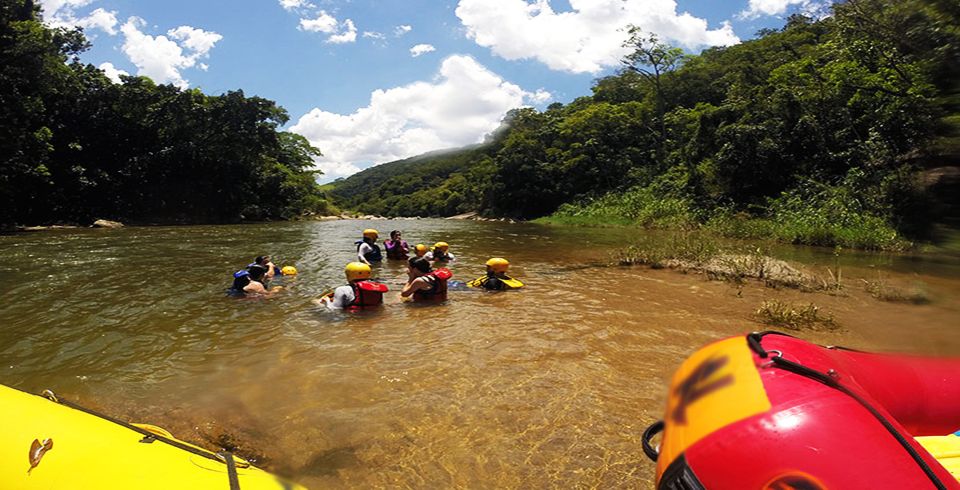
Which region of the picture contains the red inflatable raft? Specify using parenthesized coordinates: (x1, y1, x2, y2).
(644, 331, 960, 489)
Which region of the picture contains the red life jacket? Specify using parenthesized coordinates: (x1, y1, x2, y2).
(346, 280, 388, 310)
(413, 268, 452, 301)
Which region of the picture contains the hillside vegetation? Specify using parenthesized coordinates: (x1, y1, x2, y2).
(0, 1, 334, 226)
(329, 0, 959, 250)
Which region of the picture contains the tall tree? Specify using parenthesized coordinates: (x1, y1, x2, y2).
(620, 26, 686, 162)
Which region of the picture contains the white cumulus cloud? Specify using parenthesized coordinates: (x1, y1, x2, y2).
(38, 0, 118, 35)
(410, 43, 436, 57)
(119, 17, 222, 89)
(299, 11, 356, 43)
(290, 55, 550, 179)
(739, 0, 829, 19)
(98, 62, 128, 83)
(279, 0, 314, 11)
(327, 19, 357, 44)
(455, 0, 739, 74)
(299, 11, 338, 33)
(395, 24, 412, 36)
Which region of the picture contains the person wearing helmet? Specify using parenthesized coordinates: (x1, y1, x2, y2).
(321, 262, 389, 310)
(467, 258, 524, 290)
(425, 242, 455, 263)
(401, 257, 453, 302)
(384, 230, 410, 260)
(413, 243, 428, 258)
(356, 229, 383, 264)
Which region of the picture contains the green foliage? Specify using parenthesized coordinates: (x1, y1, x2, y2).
(327, 0, 957, 249)
(0, 1, 326, 225)
(547, 176, 699, 229)
(755, 300, 838, 331)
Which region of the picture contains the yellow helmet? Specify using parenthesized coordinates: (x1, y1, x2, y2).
(345, 262, 372, 281)
(363, 228, 379, 240)
(434, 241, 449, 251)
(415, 244, 428, 256)
(281, 266, 298, 276)
(486, 257, 510, 273)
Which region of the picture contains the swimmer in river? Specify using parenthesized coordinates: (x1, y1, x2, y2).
(384, 230, 410, 260)
(467, 258, 524, 290)
(231, 264, 282, 296)
(413, 243, 428, 258)
(424, 242, 455, 263)
(320, 262, 388, 310)
(251, 255, 282, 280)
(401, 257, 452, 302)
(356, 229, 383, 265)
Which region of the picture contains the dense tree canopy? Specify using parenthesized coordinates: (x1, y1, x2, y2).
(0, 0, 332, 226)
(329, 0, 958, 247)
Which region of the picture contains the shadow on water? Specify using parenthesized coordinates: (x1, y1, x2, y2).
(1, 219, 958, 487)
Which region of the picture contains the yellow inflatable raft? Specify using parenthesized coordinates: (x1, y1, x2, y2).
(0, 384, 304, 489)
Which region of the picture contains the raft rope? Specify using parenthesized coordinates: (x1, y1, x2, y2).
(747, 332, 948, 490)
(41, 389, 245, 489)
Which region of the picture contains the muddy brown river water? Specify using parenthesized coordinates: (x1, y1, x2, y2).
(1, 219, 958, 488)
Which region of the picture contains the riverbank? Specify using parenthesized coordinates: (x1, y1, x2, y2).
(534, 181, 916, 252)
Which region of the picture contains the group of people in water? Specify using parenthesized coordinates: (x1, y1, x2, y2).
(229, 228, 523, 309)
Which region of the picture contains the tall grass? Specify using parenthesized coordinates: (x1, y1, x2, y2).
(541, 174, 910, 251)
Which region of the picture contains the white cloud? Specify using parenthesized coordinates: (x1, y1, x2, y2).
(279, 0, 314, 11)
(410, 43, 436, 57)
(455, 0, 739, 74)
(327, 19, 357, 44)
(299, 11, 357, 44)
(363, 31, 386, 40)
(290, 55, 549, 179)
(98, 62, 128, 83)
(299, 11, 338, 33)
(395, 25, 412, 36)
(39, 0, 118, 35)
(168, 25, 223, 55)
(528, 88, 552, 104)
(119, 17, 221, 89)
(739, 0, 829, 19)
(75, 8, 118, 35)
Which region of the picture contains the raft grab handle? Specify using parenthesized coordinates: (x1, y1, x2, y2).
(642, 420, 664, 462)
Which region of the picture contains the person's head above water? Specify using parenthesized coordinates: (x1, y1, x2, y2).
(408, 256, 432, 275)
(345, 261, 372, 282)
(254, 255, 270, 265)
(248, 264, 267, 282)
(414, 244, 428, 257)
(486, 257, 510, 274)
(390, 230, 402, 240)
(362, 229, 379, 241)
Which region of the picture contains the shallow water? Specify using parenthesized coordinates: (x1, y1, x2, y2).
(1, 220, 958, 488)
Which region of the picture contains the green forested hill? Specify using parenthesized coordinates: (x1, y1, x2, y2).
(330, 0, 959, 249)
(327, 144, 490, 217)
(0, 0, 334, 226)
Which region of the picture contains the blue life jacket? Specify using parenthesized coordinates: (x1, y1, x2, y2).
(231, 270, 250, 291)
(355, 240, 383, 262)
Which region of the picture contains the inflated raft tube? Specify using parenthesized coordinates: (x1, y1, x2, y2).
(643, 332, 960, 490)
(0, 384, 304, 489)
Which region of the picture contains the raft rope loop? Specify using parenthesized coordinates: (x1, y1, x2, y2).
(40, 389, 247, 490)
(747, 332, 948, 490)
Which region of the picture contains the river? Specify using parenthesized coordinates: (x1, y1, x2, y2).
(1, 219, 958, 488)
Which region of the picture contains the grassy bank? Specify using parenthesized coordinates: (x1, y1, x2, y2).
(536, 178, 911, 251)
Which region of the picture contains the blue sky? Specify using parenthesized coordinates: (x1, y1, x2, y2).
(40, 0, 828, 181)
